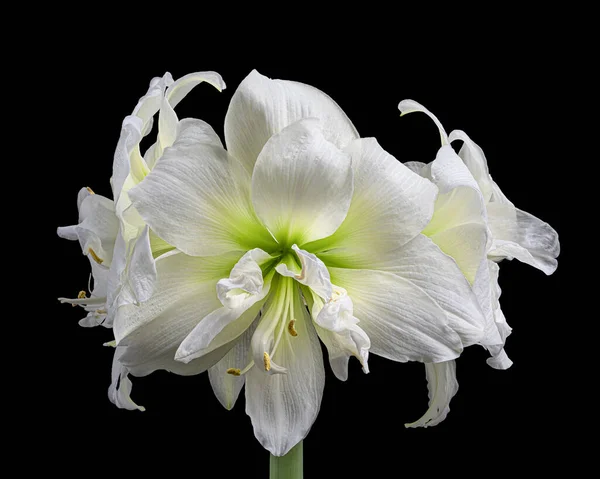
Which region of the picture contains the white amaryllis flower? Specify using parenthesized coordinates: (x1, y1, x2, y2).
(116, 70, 487, 456)
(398, 99, 559, 427)
(58, 71, 226, 410)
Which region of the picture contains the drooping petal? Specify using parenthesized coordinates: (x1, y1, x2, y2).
(208, 320, 256, 410)
(487, 204, 560, 275)
(156, 72, 226, 159)
(347, 234, 485, 349)
(306, 287, 370, 377)
(129, 133, 276, 257)
(405, 361, 458, 428)
(398, 99, 449, 145)
(308, 138, 438, 268)
(449, 129, 495, 203)
(245, 280, 325, 456)
(275, 245, 332, 300)
(58, 190, 119, 266)
(108, 347, 145, 412)
(225, 69, 358, 170)
(251, 118, 354, 246)
(330, 267, 464, 363)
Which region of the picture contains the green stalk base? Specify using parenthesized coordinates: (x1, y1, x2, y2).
(269, 441, 303, 479)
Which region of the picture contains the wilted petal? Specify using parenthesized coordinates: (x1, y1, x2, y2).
(487, 204, 560, 275)
(225, 69, 358, 170)
(251, 118, 353, 246)
(310, 138, 438, 268)
(130, 135, 276, 257)
(245, 281, 325, 456)
(330, 267, 463, 363)
(275, 245, 332, 300)
(405, 361, 458, 428)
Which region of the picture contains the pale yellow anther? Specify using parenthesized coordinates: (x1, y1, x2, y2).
(263, 352, 271, 371)
(88, 247, 104, 264)
(86, 187, 95, 195)
(288, 319, 298, 337)
(226, 368, 241, 376)
(77, 290, 87, 299)
(96, 309, 107, 314)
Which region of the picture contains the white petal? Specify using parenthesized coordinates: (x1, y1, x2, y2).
(307, 287, 370, 376)
(330, 267, 463, 363)
(208, 320, 256, 410)
(225, 69, 358, 170)
(217, 248, 275, 308)
(113, 250, 238, 343)
(175, 278, 272, 363)
(405, 361, 458, 428)
(309, 138, 438, 269)
(156, 71, 226, 158)
(275, 245, 332, 300)
(108, 347, 145, 411)
(398, 99, 449, 145)
(245, 287, 325, 456)
(404, 161, 427, 174)
(449, 129, 495, 202)
(129, 136, 276, 256)
(251, 118, 353, 245)
(487, 205, 560, 275)
(375, 234, 486, 348)
(58, 190, 119, 266)
(127, 226, 157, 303)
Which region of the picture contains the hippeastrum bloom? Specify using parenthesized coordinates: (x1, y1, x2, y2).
(397, 99, 560, 427)
(58, 71, 226, 410)
(115, 70, 487, 455)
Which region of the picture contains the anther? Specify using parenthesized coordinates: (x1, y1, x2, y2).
(88, 247, 104, 264)
(86, 187, 95, 195)
(74, 290, 87, 306)
(288, 319, 298, 337)
(263, 352, 271, 371)
(226, 368, 241, 376)
(96, 309, 107, 314)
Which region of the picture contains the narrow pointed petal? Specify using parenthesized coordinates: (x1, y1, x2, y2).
(405, 361, 458, 428)
(208, 321, 256, 410)
(156, 72, 226, 158)
(127, 226, 157, 303)
(330, 267, 464, 363)
(449, 129, 495, 202)
(246, 285, 325, 456)
(225, 69, 358, 170)
(398, 99, 449, 145)
(310, 138, 438, 268)
(129, 135, 276, 257)
(108, 348, 145, 411)
(251, 118, 353, 246)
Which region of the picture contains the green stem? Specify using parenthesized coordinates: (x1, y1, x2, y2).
(269, 441, 303, 479)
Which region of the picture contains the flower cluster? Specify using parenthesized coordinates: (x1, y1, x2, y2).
(58, 70, 559, 455)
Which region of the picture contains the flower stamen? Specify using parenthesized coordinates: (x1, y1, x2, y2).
(86, 186, 95, 195)
(263, 352, 271, 371)
(288, 319, 298, 337)
(226, 368, 242, 376)
(88, 247, 104, 264)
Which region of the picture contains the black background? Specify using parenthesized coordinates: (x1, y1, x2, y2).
(34, 29, 575, 477)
